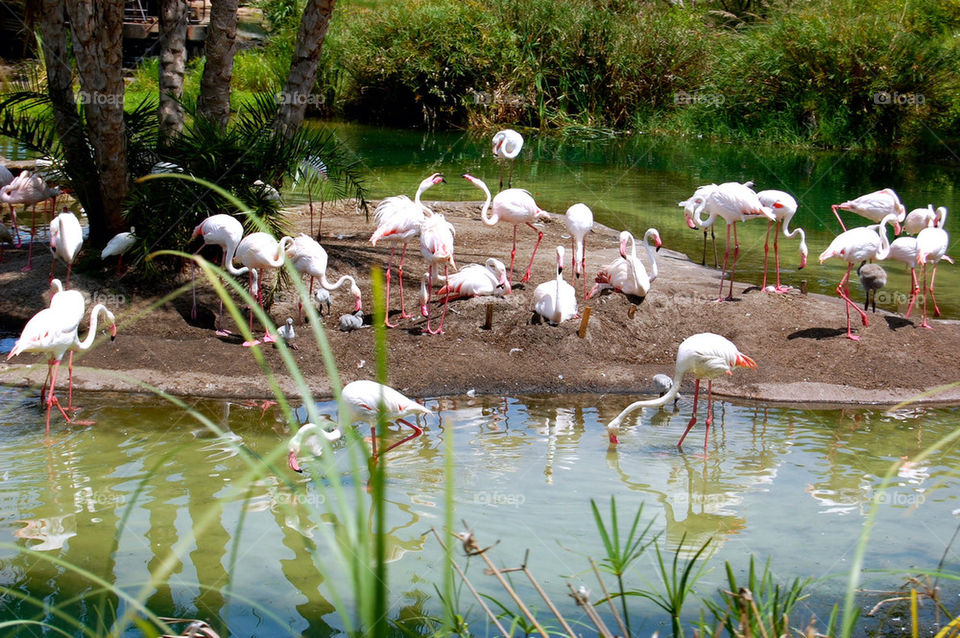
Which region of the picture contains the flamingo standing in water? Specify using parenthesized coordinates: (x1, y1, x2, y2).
(101, 226, 136, 275)
(683, 182, 775, 300)
(462, 173, 551, 285)
(492, 129, 524, 191)
(883, 236, 922, 317)
(756, 190, 808, 292)
(370, 173, 445, 327)
(587, 229, 662, 300)
(285, 233, 362, 322)
(191, 214, 250, 336)
(832, 188, 906, 234)
(7, 297, 116, 436)
(436, 258, 510, 300)
(564, 203, 594, 296)
(532, 246, 578, 324)
(49, 209, 83, 286)
(915, 206, 952, 329)
(1, 172, 60, 270)
(818, 213, 897, 340)
(287, 422, 343, 472)
(679, 184, 719, 268)
(419, 212, 457, 334)
(235, 232, 295, 347)
(606, 332, 757, 454)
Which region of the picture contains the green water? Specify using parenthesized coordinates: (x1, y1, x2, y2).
(0, 386, 958, 636)
(293, 123, 960, 318)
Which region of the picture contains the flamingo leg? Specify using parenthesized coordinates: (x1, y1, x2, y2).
(22, 204, 36, 272)
(45, 358, 73, 437)
(9, 204, 22, 248)
(704, 380, 714, 454)
(773, 220, 787, 292)
(242, 270, 262, 347)
(521, 221, 544, 283)
(727, 222, 740, 300)
(831, 205, 848, 232)
(384, 246, 398, 327)
(260, 269, 277, 343)
(570, 237, 577, 286)
(580, 238, 588, 298)
(508, 225, 518, 285)
(66, 350, 75, 411)
(836, 264, 868, 340)
(929, 263, 941, 318)
(65, 261, 73, 288)
(711, 226, 719, 269)
(701, 229, 708, 266)
(717, 223, 732, 301)
(919, 262, 933, 329)
(677, 379, 701, 449)
(434, 263, 450, 334)
(380, 417, 425, 456)
(426, 264, 446, 335)
(904, 267, 919, 318)
(398, 244, 411, 319)
(761, 220, 772, 290)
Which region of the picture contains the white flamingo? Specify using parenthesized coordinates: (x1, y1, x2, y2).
(832, 188, 906, 234)
(587, 229, 661, 300)
(436, 257, 510, 300)
(236, 232, 295, 346)
(49, 209, 83, 286)
(101, 226, 136, 275)
(679, 183, 719, 268)
(462, 173, 551, 285)
(818, 213, 897, 340)
(370, 173, 445, 326)
(564, 203, 594, 296)
(756, 190, 808, 292)
(915, 206, 952, 330)
(684, 181, 775, 300)
(419, 212, 457, 334)
(606, 333, 757, 454)
(883, 236, 922, 317)
(285, 233, 362, 322)
(492, 128, 523, 190)
(0, 172, 60, 270)
(287, 422, 343, 472)
(903, 205, 938, 235)
(191, 214, 250, 335)
(532, 246, 578, 325)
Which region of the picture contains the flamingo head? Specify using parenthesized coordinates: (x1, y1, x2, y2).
(606, 421, 620, 445)
(618, 230, 631, 258)
(288, 449, 303, 473)
(430, 172, 446, 186)
(110, 324, 117, 341)
(799, 242, 808, 269)
(649, 229, 663, 251)
(487, 258, 511, 294)
(351, 285, 363, 312)
(893, 221, 903, 236)
(492, 133, 504, 157)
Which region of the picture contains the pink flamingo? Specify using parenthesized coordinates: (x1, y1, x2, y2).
(564, 203, 594, 296)
(436, 257, 510, 300)
(755, 190, 808, 293)
(0, 164, 20, 247)
(1, 171, 60, 270)
(587, 229, 661, 300)
(235, 232, 295, 347)
(903, 205, 938, 235)
(683, 182, 775, 300)
(492, 128, 524, 191)
(531, 246, 578, 325)
(818, 213, 897, 340)
(370, 173, 445, 326)
(832, 188, 906, 234)
(915, 206, 952, 329)
(7, 296, 116, 436)
(48, 209, 83, 286)
(286, 233, 362, 322)
(191, 214, 250, 335)
(884, 236, 922, 317)
(462, 173, 551, 285)
(419, 212, 457, 334)
(100, 226, 136, 275)
(606, 332, 757, 454)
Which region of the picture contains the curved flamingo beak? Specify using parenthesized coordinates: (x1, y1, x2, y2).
(354, 296, 362, 312)
(498, 270, 511, 294)
(685, 215, 698, 230)
(799, 253, 808, 269)
(893, 221, 902, 236)
(288, 450, 302, 473)
(110, 324, 117, 341)
(619, 238, 628, 258)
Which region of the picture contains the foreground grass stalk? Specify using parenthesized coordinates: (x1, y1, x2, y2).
(371, 267, 389, 637)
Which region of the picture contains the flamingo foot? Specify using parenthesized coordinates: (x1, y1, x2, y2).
(20, 265, 32, 272)
(920, 320, 934, 330)
(70, 418, 96, 427)
(215, 329, 234, 337)
(846, 332, 861, 341)
(385, 315, 399, 328)
(262, 333, 277, 344)
(242, 339, 262, 347)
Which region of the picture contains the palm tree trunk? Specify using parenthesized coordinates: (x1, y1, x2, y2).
(158, 0, 189, 144)
(275, 0, 337, 137)
(197, 0, 238, 128)
(39, 0, 103, 219)
(64, 0, 128, 244)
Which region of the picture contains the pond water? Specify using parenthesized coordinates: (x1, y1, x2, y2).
(0, 386, 957, 636)
(293, 122, 960, 319)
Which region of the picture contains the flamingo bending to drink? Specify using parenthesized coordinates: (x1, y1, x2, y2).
(755, 190, 808, 292)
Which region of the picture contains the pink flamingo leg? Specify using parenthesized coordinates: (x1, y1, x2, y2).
(378, 417, 425, 457)
(66, 351, 75, 411)
(704, 380, 714, 454)
(508, 226, 518, 285)
(581, 246, 588, 299)
(677, 379, 701, 449)
(45, 358, 73, 437)
(243, 270, 261, 347)
(919, 262, 933, 330)
(384, 246, 398, 328)
(761, 220, 772, 290)
(398, 244, 411, 319)
(425, 265, 446, 335)
(22, 204, 36, 271)
(9, 204, 22, 248)
(929, 263, 941, 317)
(831, 205, 848, 232)
(570, 237, 577, 286)
(520, 221, 544, 283)
(65, 261, 73, 288)
(717, 223, 733, 301)
(726, 222, 740, 300)
(904, 268, 919, 318)
(259, 269, 276, 343)
(836, 264, 868, 340)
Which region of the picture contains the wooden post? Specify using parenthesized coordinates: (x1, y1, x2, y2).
(800, 280, 808, 295)
(577, 307, 592, 338)
(482, 303, 494, 330)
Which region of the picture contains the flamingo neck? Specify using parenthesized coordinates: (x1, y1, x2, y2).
(607, 371, 682, 429)
(75, 304, 115, 351)
(320, 273, 356, 292)
(223, 238, 249, 276)
(476, 181, 495, 226)
(643, 235, 659, 281)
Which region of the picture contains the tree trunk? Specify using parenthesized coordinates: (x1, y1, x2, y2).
(197, 0, 238, 128)
(158, 0, 189, 144)
(64, 0, 127, 244)
(39, 0, 104, 219)
(275, 0, 337, 137)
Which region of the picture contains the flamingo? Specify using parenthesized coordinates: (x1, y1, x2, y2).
(49, 209, 83, 286)
(287, 422, 343, 472)
(492, 128, 524, 190)
(684, 181, 775, 300)
(100, 226, 136, 275)
(818, 213, 897, 340)
(857, 263, 887, 313)
(419, 212, 457, 334)
(883, 236, 921, 317)
(235, 232, 295, 346)
(755, 190, 808, 292)
(2, 172, 61, 270)
(903, 205, 938, 235)
(532, 246, 578, 325)
(832, 188, 906, 234)
(370, 172, 445, 326)
(587, 229, 662, 300)
(253, 179, 282, 205)
(605, 332, 757, 454)
(0, 167, 25, 248)
(285, 233, 362, 322)
(191, 214, 250, 335)
(679, 184, 719, 268)
(915, 206, 951, 329)
(564, 203, 594, 296)
(45, 279, 86, 411)
(461, 173, 551, 285)
(7, 299, 116, 436)
(436, 257, 510, 300)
